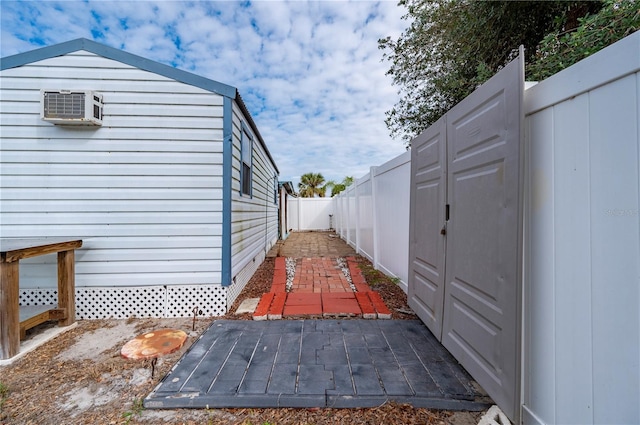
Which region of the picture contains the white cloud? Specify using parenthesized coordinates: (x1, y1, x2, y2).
(0, 0, 409, 188)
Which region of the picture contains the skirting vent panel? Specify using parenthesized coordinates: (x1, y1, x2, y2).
(20, 289, 58, 306)
(75, 287, 166, 319)
(166, 285, 227, 317)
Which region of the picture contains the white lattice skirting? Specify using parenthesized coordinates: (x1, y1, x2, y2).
(19, 285, 228, 319)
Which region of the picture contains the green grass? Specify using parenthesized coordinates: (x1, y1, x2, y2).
(122, 397, 144, 424)
(0, 381, 9, 412)
(358, 262, 395, 287)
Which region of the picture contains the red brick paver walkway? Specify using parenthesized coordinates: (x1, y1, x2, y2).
(253, 256, 392, 320)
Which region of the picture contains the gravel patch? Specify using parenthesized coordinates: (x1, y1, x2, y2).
(337, 257, 357, 291)
(285, 257, 296, 292)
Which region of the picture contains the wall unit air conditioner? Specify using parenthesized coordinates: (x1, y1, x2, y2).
(41, 90, 103, 126)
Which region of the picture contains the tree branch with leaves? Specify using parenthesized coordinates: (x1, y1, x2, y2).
(379, 0, 611, 144)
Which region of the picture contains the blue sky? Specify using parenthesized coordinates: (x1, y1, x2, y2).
(0, 0, 409, 190)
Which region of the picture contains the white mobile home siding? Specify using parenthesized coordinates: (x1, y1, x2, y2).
(1, 50, 227, 315)
(228, 102, 278, 304)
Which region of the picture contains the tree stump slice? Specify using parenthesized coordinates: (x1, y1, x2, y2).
(121, 329, 187, 360)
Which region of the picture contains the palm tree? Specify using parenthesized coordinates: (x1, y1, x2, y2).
(324, 176, 354, 197)
(298, 172, 326, 197)
(342, 176, 354, 186)
(324, 180, 337, 195)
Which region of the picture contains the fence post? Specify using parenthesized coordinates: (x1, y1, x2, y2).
(297, 196, 302, 231)
(345, 189, 350, 244)
(335, 196, 341, 235)
(355, 178, 361, 255)
(371, 166, 379, 270)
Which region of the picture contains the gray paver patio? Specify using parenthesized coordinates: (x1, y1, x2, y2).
(145, 319, 491, 410)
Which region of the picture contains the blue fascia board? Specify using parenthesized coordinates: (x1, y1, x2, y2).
(0, 38, 236, 98)
(222, 96, 233, 287)
(279, 181, 297, 196)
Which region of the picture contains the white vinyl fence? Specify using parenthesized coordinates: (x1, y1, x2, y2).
(328, 33, 639, 425)
(286, 197, 334, 231)
(522, 33, 639, 425)
(334, 151, 410, 292)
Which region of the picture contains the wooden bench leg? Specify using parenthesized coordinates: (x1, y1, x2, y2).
(1, 260, 20, 360)
(57, 250, 76, 327)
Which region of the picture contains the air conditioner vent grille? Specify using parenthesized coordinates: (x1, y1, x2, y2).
(43, 92, 86, 119)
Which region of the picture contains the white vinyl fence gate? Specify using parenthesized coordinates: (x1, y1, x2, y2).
(408, 52, 524, 422)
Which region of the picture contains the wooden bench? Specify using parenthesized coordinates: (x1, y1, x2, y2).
(0, 238, 82, 360)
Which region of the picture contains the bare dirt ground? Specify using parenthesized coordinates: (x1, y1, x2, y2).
(0, 254, 485, 425)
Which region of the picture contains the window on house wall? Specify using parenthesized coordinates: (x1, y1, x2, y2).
(241, 123, 253, 196)
(274, 175, 278, 205)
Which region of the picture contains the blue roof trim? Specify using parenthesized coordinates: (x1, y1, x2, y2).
(222, 96, 233, 287)
(279, 181, 297, 197)
(0, 38, 236, 98)
(1, 38, 280, 174)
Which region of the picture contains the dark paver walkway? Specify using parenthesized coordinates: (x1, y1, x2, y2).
(145, 319, 491, 410)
